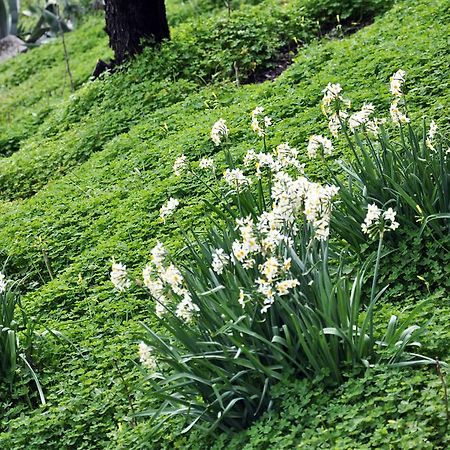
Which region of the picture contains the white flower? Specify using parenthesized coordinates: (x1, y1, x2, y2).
(160, 264, 184, 291)
(366, 117, 386, 136)
(426, 120, 438, 151)
(139, 342, 157, 370)
(390, 100, 410, 125)
(232, 240, 250, 263)
(211, 119, 229, 146)
(0, 272, 7, 293)
(251, 106, 271, 137)
(328, 111, 348, 137)
(362, 204, 399, 236)
(173, 154, 187, 176)
(307, 135, 333, 158)
(199, 157, 215, 170)
(238, 289, 246, 309)
(390, 70, 406, 97)
(275, 279, 300, 296)
(321, 83, 342, 109)
(160, 197, 179, 223)
(175, 291, 199, 322)
(260, 257, 279, 282)
(244, 151, 276, 177)
(211, 248, 230, 274)
(348, 103, 375, 132)
(383, 207, 400, 231)
(223, 168, 251, 190)
(244, 149, 257, 166)
(363, 203, 381, 232)
(110, 262, 131, 292)
(256, 278, 275, 313)
(151, 242, 166, 269)
(275, 143, 303, 172)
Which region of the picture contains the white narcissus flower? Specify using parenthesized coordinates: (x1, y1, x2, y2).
(328, 111, 348, 137)
(199, 157, 215, 170)
(211, 119, 229, 146)
(426, 120, 438, 151)
(223, 168, 251, 190)
(251, 106, 271, 137)
(307, 135, 334, 158)
(390, 69, 406, 97)
(260, 257, 279, 282)
(139, 342, 157, 370)
(275, 279, 300, 296)
(110, 262, 131, 292)
(160, 197, 179, 223)
(175, 291, 199, 322)
(348, 103, 375, 132)
(173, 154, 187, 176)
(211, 248, 230, 274)
(390, 100, 410, 125)
(151, 242, 166, 269)
(321, 83, 343, 109)
(362, 204, 399, 236)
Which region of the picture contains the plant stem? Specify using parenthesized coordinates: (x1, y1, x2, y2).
(113, 360, 137, 427)
(58, 10, 74, 93)
(369, 232, 384, 340)
(436, 358, 450, 427)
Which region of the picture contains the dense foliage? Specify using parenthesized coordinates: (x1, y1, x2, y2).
(0, 0, 449, 448)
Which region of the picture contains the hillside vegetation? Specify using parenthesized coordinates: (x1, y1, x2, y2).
(0, 0, 449, 448)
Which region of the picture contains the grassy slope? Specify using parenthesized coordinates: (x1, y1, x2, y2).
(0, 0, 449, 448)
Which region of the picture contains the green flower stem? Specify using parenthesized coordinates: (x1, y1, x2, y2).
(369, 231, 384, 340)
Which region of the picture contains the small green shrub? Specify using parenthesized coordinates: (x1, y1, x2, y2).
(305, 0, 393, 27)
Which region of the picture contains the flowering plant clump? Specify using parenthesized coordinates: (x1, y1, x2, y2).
(311, 70, 450, 249)
(110, 89, 437, 433)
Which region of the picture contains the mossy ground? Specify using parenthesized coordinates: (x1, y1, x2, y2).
(0, 0, 449, 448)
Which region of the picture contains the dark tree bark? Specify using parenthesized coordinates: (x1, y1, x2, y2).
(103, 0, 170, 65)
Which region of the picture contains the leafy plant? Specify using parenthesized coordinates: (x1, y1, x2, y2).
(112, 113, 435, 434)
(309, 73, 450, 251)
(0, 271, 45, 404)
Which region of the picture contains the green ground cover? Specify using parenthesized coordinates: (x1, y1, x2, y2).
(0, 0, 449, 448)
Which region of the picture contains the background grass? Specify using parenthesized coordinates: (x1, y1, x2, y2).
(0, 0, 449, 448)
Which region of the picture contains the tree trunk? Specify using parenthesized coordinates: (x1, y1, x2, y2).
(104, 0, 170, 65)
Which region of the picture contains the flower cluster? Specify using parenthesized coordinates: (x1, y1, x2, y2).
(223, 168, 252, 190)
(321, 83, 351, 137)
(348, 103, 375, 132)
(211, 119, 229, 146)
(209, 164, 338, 312)
(199, 157, 215, 170)
(307, 135, 333, 158)
(426, 120, 438, 151)
(244, 142, 304, 177)
(110, 262, 131, 292)
(173, 154, 188, 176)
(390, 69, 406, 97)
(251, 106, 272, 137)
(160, 197, 179, 223)
(389, 70, 409, 125)
(139, 342, 157, 370)
(142, 242, 199, 321)
(361, 204, 399, 238)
